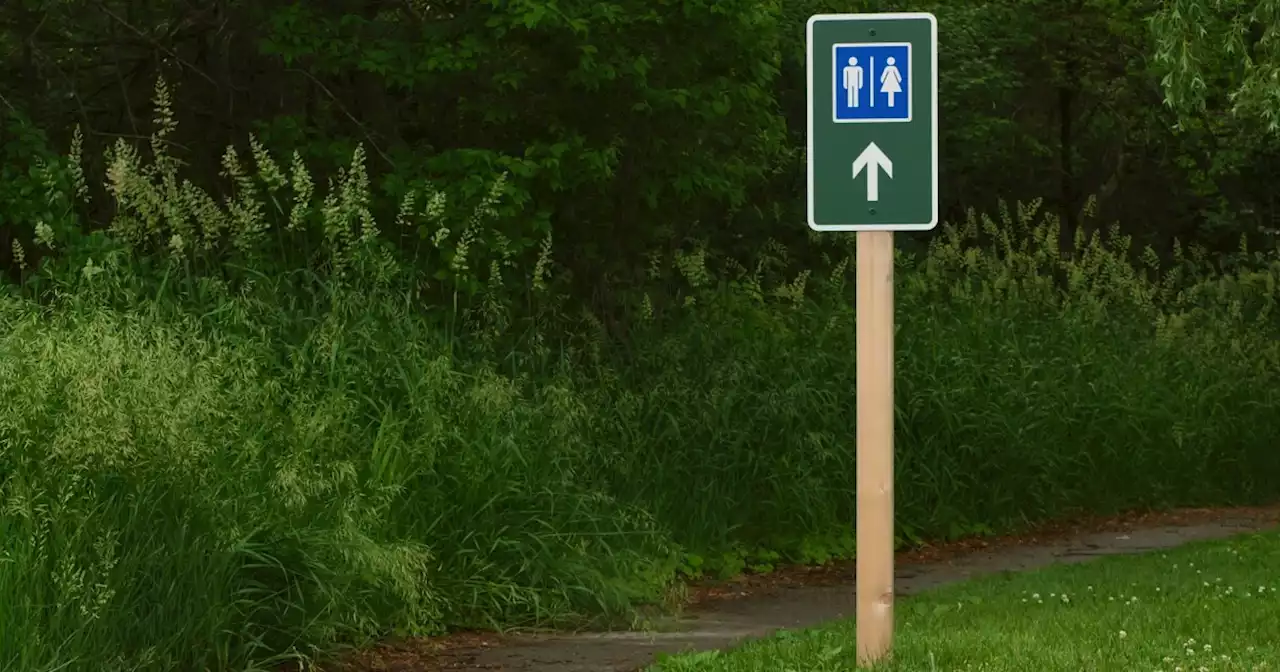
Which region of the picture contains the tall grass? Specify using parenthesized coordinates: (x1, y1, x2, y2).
(2, 84, 1280, 670)
(581, 200, 1280, 572)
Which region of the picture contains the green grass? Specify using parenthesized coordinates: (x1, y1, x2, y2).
(649, 531, 1280, 671)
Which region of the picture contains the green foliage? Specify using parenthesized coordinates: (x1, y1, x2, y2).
(4, 3, 1280, 671)
(247, 0, 788, 288)
(1152, 0, 1280, 129)
(0, 111, 83, 283)
(582, 197, 1280, 577)
(1, 112, 669, 671)
(1150, 0, 1280, 245)
(3, 99, 1280, 670)
(7, 0, 1280, 279)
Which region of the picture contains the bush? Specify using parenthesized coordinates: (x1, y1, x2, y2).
(250, 0, 790, 291)
(581, 198, 1280, 570)
(2, 95, 1280, 670)
(0, 287, 679, 672)
(0, 93, 672, 671)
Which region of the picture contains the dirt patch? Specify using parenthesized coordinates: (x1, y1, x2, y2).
(319, 503, 1280, 672)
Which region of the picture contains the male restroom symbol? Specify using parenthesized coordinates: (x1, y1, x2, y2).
(842, 57, 865, 108)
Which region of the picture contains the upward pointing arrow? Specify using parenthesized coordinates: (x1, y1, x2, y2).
(852, 142, 893, 202)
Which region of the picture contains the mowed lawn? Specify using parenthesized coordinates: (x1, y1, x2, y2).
(649, 530, 1280, 671)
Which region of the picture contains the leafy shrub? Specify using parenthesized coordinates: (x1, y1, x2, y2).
(2, 83, 1280, 672)
(0, 88, 671, 672)
(252, 0, 789, 291)
(0, 110, 88, 286)
(581, 197, 1280, 569)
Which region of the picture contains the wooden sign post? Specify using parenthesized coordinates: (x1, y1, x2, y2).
(806, 12, 938, 666)
(855, 229, 895, 663)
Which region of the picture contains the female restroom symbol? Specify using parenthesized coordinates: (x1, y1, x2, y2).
(879, 56, 903, 107)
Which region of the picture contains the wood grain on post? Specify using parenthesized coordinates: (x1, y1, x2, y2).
(856, 230, 895, 666)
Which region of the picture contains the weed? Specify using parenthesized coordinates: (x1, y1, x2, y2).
(2, 81, 1279, 671)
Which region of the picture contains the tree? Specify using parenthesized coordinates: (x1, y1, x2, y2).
(1152, 0, 1280, 130)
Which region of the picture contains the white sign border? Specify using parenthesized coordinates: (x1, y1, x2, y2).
(806, 12, 939, 232)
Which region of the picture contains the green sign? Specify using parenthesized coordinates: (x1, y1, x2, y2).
(806, 13, 938, 231)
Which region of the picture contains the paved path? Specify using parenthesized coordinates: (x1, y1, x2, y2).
(341, 507, 1280, 672)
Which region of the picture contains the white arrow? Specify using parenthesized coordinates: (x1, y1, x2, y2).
(852, 142, 893, 202)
